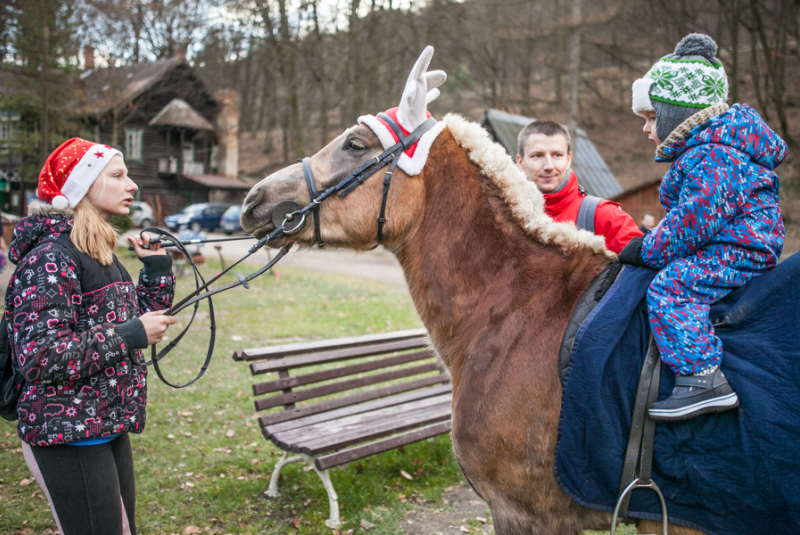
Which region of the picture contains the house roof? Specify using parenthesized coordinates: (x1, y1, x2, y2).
(78, 57, 185, 115)
(149, 98, 214, 130)
(480, 108, 623, 199)
(184, 174, 250, 190)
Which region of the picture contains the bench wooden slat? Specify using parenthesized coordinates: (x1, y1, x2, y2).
(255, 362, 442, 411)
(271, 399, 450, 453)
(257, 374, 448, 428)
(290, 404, 452, 455)
(263, 385, 453, 437)
(252, 349, 435, 395)
(250, 338, 429, 375)
(314, 421, 452, 470)
(270, 395, 452, 446)
(234, 328, 428, 361)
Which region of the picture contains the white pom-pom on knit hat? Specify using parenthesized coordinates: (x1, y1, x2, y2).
(38, 138, 123, 209)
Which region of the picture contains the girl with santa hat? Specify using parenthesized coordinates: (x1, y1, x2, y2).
(5, 138, 177, 534)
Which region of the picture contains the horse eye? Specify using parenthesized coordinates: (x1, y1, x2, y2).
(346, 138, 366, 151)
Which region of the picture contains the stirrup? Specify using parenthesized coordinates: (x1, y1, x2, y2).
(612, 335, 669, 534)
(610, 477, 668, 535)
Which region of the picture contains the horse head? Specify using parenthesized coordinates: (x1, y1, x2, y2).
(241, 47, 446, 251)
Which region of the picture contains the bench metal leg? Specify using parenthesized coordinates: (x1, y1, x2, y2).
(265, 452, 304, 497)
(303, 454, 340, 529)
(264, 452, 341, 530)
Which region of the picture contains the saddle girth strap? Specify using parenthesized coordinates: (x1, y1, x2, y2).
(302, 157, 325, 248)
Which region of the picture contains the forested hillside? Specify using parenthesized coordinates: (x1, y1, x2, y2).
(4, 0, 800, 252)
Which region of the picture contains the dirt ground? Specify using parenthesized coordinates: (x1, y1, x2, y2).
(401, 484, 494, 535)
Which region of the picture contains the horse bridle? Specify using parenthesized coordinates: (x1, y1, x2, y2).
(298, 114, 437, 248)
(140, 114, 437, 387)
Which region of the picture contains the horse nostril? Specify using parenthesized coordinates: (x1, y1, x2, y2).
(242, 185, 263, 215)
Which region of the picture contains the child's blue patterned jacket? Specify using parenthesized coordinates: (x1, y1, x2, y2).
(642, 104, 786, 270)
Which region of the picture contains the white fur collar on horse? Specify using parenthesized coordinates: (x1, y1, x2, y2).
(358, 46, 447, 176)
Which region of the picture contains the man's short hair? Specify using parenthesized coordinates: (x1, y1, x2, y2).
(643, 211, 656, 218)
(517, 120, 572, 157)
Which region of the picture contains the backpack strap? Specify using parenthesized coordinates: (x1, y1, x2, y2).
(576, 195, 602, 233)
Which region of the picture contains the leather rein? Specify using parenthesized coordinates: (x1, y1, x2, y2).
(139, 114, 437, 388)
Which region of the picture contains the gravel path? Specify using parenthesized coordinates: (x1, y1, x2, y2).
(119, 229, 409, 289)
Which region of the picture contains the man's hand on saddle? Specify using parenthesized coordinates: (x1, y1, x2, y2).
(618, 236, 647, 267)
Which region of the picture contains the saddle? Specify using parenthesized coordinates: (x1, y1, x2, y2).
(555, 253, 800, 535)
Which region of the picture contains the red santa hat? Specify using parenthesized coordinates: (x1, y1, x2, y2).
(38, 138, 123, 210)
(357, 107, 446, 176)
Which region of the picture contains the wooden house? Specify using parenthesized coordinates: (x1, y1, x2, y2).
(611, 177, 665, 227)
(78, 56, 249, 222)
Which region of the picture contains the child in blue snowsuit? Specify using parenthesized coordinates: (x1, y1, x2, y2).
(622, 34, 786, 421)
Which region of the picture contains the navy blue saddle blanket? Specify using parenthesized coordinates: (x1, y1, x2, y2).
(555, 253, 800, 535)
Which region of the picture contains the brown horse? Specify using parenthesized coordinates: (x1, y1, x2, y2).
(240, 49, 701, 535)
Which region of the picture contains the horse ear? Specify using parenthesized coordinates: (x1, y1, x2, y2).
(397, 46, 447, 132)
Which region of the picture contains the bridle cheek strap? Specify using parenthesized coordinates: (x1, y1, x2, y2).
(300, 115, 437, 249)
(377, 155, 400, 246)
(375, 112, 412, 246)
(302, 157, 325, 249)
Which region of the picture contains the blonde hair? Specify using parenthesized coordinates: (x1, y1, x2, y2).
(70, 176, 118, 266)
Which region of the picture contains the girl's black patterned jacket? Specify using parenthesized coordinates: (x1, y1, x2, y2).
(5, 206, 175, 445)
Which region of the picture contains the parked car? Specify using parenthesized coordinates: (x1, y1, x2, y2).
(220, 205, 243, 235)
(128, 201, 154, 228)
(164, 203, 230, 232)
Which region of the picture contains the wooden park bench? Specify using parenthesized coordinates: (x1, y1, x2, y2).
(232, 328, 452, 529)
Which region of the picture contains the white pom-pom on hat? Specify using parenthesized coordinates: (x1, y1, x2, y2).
(51, 195, 70, 210)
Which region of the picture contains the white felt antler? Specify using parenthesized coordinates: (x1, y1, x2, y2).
(397, 46, 447, 132)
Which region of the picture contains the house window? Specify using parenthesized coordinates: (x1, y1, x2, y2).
(0, 121, 15, 141)
(182, 142, 195, 163)
(125, 129, 143, 162)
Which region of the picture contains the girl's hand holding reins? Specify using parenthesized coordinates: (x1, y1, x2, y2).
(139, 310, 176, 345)
(128, 233, 167, 259)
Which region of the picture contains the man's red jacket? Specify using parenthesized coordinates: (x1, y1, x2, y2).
(542, 171, 642, 254)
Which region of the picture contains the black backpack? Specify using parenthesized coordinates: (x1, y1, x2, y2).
(0, 315, 22, 421)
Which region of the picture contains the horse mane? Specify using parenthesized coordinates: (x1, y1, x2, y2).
(443, 113, 615, 259)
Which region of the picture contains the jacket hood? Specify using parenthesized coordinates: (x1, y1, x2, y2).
(9, 202, 74, 264)
(659, 104, 787, 169)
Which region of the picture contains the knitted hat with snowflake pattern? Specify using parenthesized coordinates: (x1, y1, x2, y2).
(631, 34, 728, 142)
(38, 138, 123, 209)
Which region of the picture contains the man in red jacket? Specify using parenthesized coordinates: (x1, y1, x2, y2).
(516, 120, 641, 254)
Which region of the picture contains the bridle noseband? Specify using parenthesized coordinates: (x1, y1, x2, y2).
(300, 114, 436, 248)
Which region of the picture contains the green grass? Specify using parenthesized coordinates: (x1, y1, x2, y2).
(0, 253, 639, 534)
(0, 254, 468, 534)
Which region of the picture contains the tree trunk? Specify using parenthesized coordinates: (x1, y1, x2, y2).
(749, 27, 769, 119)
(40, 24, 49, 166)
(751, 0, 791, 143)
(347, 0, 362, 124)
(727, 0, 740, 103)
(241, 33, 256, 132)
(277, 0, 303, 157)
(566, 0, 581, 151)
(312, 0, 329, 148)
